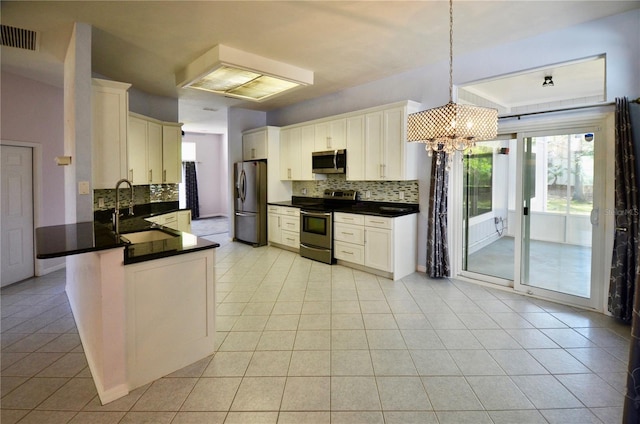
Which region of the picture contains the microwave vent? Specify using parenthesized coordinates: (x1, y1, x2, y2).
(1, 25, 39, 51)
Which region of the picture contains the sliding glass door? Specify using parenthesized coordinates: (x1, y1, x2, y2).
(460, 123, 605, 309)
(517, 130, 601, 306)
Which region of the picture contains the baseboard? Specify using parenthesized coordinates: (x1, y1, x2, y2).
(36, 259, 65, 276)
(416, 265, 427, 273)
(195, 214, 229, 219)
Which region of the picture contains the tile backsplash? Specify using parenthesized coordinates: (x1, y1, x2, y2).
(293, 174, 418, 203)
(93, 184, 179, 210)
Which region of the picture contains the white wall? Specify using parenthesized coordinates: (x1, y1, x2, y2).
(64, 22, 93, 223)
(0, 72, 67, 274)
(183, 132, 228, 218)
(264, 9, 640, 270)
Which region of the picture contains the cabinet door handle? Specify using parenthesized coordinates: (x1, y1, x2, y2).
(163, 169, 167, 182)
(327, 136, 332, 149)
(288, 168, 291, 179)
(379, 164, 383, 178)
(149, 169, 152, 182)
(251, 148, 256, 159)
(129, 169, 134, 180)
(342, 232, 354, 236)
(341, 250, 353, 255)
(370, 220, 385, 225)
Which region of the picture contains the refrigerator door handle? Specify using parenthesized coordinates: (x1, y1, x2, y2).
(239, 169, 246, 202)
(235, 212, 254, 217)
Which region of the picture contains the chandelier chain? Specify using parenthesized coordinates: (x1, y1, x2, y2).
(449, 0, 453, 103)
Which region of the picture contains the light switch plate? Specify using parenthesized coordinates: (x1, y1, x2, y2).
(78, 181, 90, 195)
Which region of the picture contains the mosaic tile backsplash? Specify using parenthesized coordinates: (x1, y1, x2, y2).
(293, 174, 418, 203)
(93, 184, 179, 211)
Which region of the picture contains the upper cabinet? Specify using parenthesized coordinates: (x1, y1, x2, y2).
(92, 79, 131, 189)
(128, 112, 182, 185)
(279, 125, 317, 181)
(279, 101, 421, 182)
(242, 128, 268, 160)
(162, 123, 182, 184)
(314, 118, 346, 151)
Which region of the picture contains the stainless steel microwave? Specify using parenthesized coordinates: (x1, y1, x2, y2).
(312, 149, 346, 174)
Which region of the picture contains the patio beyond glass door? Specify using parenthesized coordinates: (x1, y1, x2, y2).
(519, 132, 596, 302)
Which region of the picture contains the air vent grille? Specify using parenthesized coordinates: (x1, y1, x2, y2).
(1, 25, 39, 51)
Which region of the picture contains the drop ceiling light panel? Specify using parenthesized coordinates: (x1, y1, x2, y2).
(176, 44, 313, 101)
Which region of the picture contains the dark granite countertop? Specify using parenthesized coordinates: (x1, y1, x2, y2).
(268, 199, 419, 217)
(36, 220, 218, 265)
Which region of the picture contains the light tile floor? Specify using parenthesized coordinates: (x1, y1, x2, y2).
(1, 234, 631, 423)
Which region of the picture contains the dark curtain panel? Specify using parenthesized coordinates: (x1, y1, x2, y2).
(184, 161, 200, 219)
(622, 98, 640, 423)
(609, 97, 639, 321)
(426, 152, 450, 278)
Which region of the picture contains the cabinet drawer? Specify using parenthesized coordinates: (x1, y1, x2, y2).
(365, 215, 392, 229)
(281, 230, 299, 248)
(282, 207, 300, 217)
(268, 205, 281, 214)
(334, 241, 364, 265)
(334, 223, 364, 244)
(334, 212, 364, 225)
(281, 216, 300, 232)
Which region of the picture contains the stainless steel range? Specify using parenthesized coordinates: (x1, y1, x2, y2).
(297, 189, 357, 264)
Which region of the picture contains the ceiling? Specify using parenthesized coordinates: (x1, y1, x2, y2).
(2, 1, 638, 133)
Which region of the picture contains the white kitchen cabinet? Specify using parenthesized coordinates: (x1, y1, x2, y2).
(145, 210, 191, 233)
(364, 107, 409, 180)
(314, 118, 346, 151)
(148, 122, 163, 184)
(128, 113, 182, 185)
(280, 127, 301, 181)
(92, 78, 131, 189)
(333, 212, 417, 280)
(242, 128, 268, 160)
(299, 125, 316, 180)
(268, 205, 300, 251)
(162, 123, 182, 184)
(346, 115, 365, 181)
(177, 210, 192, 233)
(347, 102, 421, 181)
(128, 114, 163, 184)
(363, 225, 393, 272)
(279, 126, 316, 181)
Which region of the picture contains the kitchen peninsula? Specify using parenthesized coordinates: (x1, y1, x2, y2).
(36, 216, 219, 405)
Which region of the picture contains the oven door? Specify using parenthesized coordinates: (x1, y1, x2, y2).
(300, 210, 332, 249)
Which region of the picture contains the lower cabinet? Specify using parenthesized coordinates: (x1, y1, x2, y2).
(145, 210, 192, 233)
(268, 205, 300, 251)
(334, 212, 416, 280)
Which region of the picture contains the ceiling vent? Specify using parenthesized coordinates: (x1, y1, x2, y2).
(1, 24, 39, 51)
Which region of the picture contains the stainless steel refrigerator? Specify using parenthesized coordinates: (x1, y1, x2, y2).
(234, 160, 267, 246)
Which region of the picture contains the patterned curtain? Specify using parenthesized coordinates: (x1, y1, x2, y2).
(609, 97, 639, 322)
(426, 152, 450, 278)
(619, 98, 640, 423)
(184, 161, 200, 219)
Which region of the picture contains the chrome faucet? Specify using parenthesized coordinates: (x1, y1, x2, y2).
(112, 178, 134, 235)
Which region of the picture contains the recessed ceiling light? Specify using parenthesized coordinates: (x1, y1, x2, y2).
(176, 44, 313, 102)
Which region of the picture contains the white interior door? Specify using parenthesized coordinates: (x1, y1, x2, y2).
(1, 145, 34, 286)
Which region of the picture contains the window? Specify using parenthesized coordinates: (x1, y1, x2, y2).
(463, 146, 493, 218)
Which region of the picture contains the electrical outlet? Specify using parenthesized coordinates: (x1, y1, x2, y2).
(302, 188, 308, 195)
(98, 197, 105, 208)
(365, 190, 371, 198)
(398, 191, 404, 200)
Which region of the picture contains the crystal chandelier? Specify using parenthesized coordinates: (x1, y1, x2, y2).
(407, 0, 498, 164)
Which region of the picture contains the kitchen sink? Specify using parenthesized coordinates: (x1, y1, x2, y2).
(120, 229, 178, 244)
